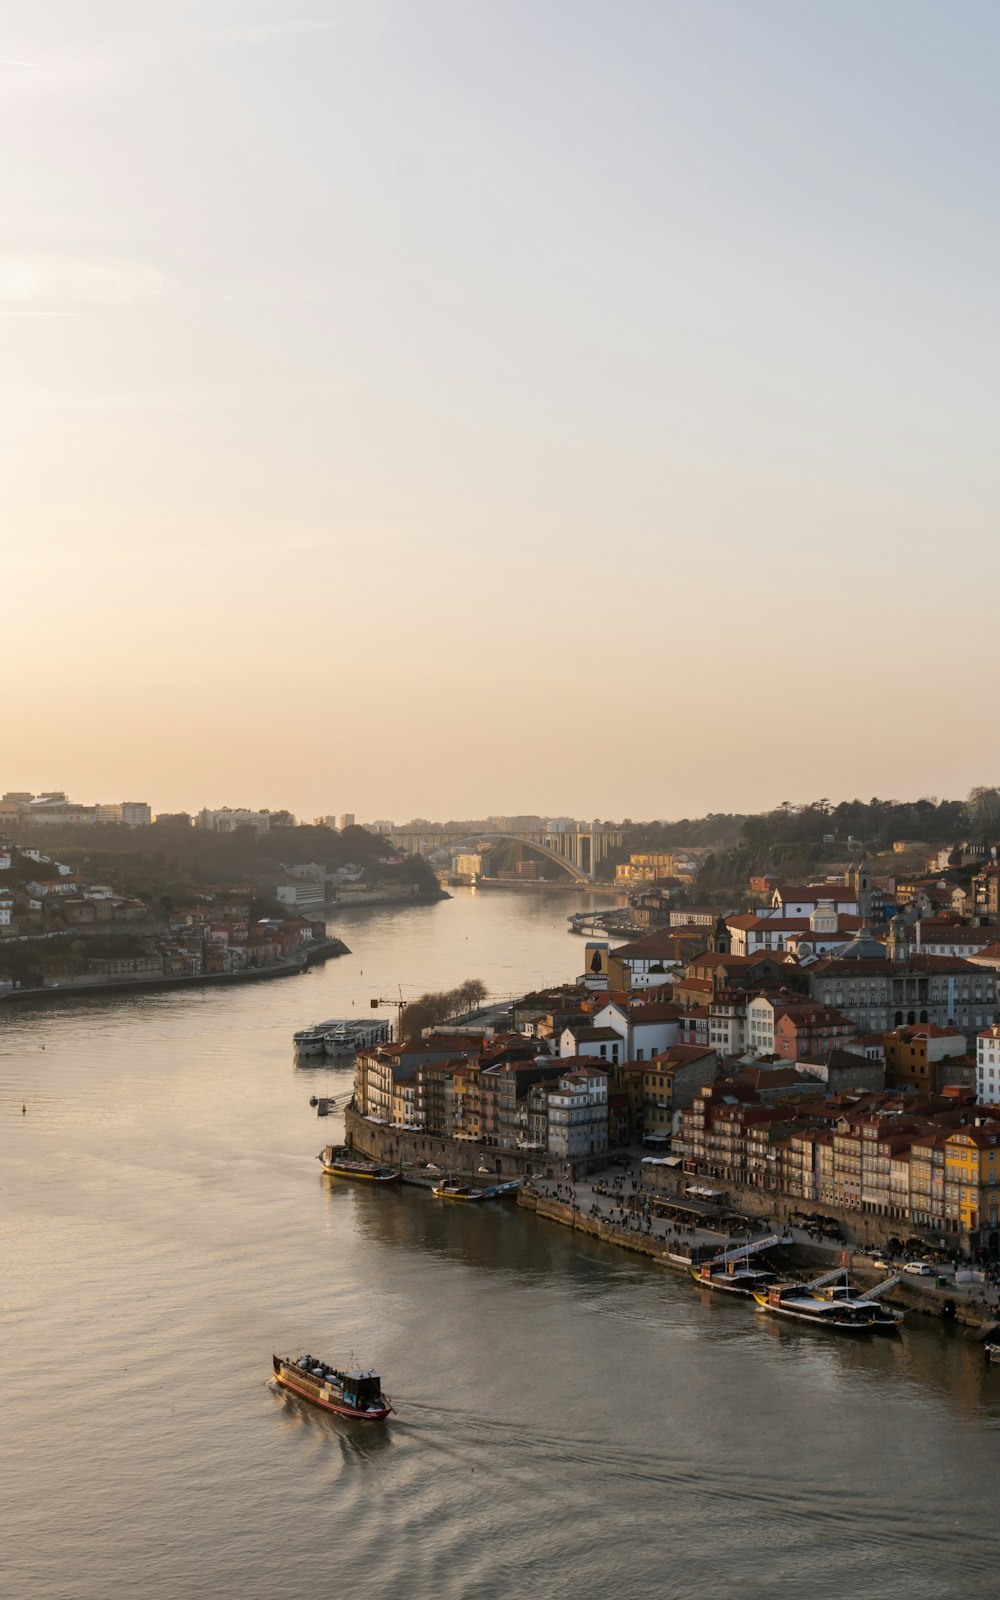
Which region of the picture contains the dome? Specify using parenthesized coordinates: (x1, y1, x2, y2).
(836, 925, 887, 961)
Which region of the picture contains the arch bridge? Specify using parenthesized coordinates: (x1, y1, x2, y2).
(392, 824, 622, 883)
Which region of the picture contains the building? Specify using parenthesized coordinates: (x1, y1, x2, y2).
(807, 919, 998, 1035)
(977, 1026, 1000, 1104)
(774, 1007, 855, 1063)
(944, 1124, 1000, 1246)
(276, 882, 327, 909)
(726, 905, 863, 957)
(884, 1026, 970, 1094)
(771, 883, 860, 918)
(197, 808, 272, 834)
(641, 1045, 718, 1137)
(545, 1067, 609, 1159)
(971, 866, 1000, 923)
(558, 1025, 624, 1065)
(95, 802, 152, 827)
(338, 814, 356, 831)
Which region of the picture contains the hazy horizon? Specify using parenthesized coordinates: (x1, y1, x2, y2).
(7, 2, 999, 820)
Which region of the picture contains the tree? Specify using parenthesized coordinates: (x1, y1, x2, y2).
(966, 786, 1000, 839)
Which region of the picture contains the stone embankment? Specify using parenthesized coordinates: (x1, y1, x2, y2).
(345, 1107, 560, 1181)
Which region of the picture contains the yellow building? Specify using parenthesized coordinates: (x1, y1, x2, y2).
(448, 1061, 482, 1142)
(944, 1125, 1000, 1241)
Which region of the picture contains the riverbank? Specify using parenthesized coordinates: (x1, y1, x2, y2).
(0, 936, 350, 1005)
(343, 1109, 997, 1329)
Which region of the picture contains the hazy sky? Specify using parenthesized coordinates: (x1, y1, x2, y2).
(5, 1, 999, 823)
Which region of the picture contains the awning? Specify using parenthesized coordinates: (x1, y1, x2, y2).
(641, 1155, 682, 1166)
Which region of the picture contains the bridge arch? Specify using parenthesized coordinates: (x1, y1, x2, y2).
(431, 832, 591, 883)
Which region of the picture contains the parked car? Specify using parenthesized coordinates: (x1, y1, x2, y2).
(903, 1261, 933, 1276)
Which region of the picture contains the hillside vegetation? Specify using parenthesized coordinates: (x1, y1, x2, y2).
(7, 821, 438, 907)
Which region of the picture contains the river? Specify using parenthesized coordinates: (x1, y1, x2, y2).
(3, 888, 999, 1599)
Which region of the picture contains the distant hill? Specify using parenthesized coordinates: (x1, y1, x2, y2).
(6, 821, 438, 906)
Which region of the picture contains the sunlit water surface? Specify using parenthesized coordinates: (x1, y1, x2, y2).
(3, 890, 999, 1599)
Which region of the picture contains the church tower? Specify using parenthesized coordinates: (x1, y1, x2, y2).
(887, 914, 910, 965)
(851, 858, 874, 924)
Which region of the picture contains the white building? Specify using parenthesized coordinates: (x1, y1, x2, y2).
(708, 997, 747, 1055)
(0, 893, 12, 926)
(978, 1025, 1000, 1104)
(197, 808, 272, 834)
(590, 997, 680, 1061)
(546, 1068, 608, 1159)
(276, 883, 326, 909)
(558, 1025, 623, 1065)
(771, 886, 859, 918)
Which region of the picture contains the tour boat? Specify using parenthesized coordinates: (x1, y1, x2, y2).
(691, 1261, 780, 1297)
(317, 1145, 402, 1184)
(811, 1276, 905, 1330)
(753, 1284, 878, 1332)
(272, 1353, 392, 1420)
(432, 1179, 488, 1201)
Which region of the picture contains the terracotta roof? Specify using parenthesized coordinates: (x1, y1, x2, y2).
(811, 954, 987, 975)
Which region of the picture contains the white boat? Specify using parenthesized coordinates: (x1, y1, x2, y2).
(293, 1019, 343, 1056)
(322, 1019, 393, 1056)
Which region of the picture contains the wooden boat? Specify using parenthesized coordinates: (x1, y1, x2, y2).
(691, 1261, 780, 1297)
(272, 1354, 392, 1420)
(317, 1145, 401, 1184)
(753, 1283, 878, 1333)
(432, 1179, 488, 1201)
(811, 1274, 905, 1330)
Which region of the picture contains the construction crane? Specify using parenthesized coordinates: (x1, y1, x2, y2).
(370, 990, 407, 1041)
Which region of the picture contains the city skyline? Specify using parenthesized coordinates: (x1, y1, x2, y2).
(6, 2, 1000, 819)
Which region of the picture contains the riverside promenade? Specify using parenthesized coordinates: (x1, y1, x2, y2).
(521, 1162, 1000, 1331)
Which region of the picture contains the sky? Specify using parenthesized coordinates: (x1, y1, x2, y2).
(4, 1, 999, 824)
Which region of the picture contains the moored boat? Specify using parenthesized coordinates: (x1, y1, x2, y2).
(294, 1020, 343, 1057)
(811, 1275, 905, 1330)
(322, 1019, 393, 1056)
(691, 1261, 780, 1297)
(433, 1179, 488, 1201)
(317, 1145, 402, 1184)
(272, 1353, 392, 1419)
(753, 1283, 878, 1332)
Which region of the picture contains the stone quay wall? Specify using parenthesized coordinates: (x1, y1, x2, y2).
(344, 1107, 567, 1182)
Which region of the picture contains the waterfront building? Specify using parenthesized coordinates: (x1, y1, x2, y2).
(944, 1124, 1000, 1244)
(479, 1059, 566, 1149)
(641, 1045, 717, 1138)
(545, 1068, 609, 1159)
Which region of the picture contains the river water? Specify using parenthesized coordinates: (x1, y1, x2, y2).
(3, 888, 999, 1600)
